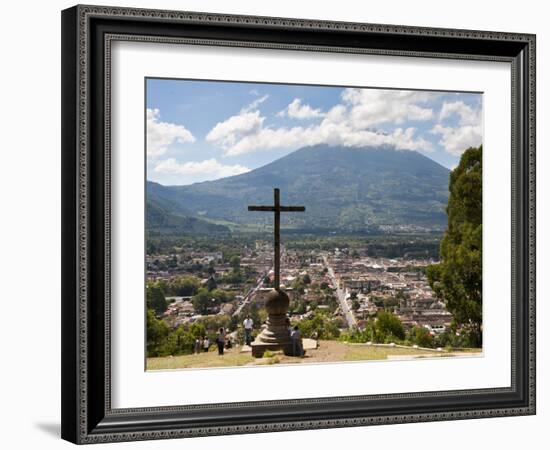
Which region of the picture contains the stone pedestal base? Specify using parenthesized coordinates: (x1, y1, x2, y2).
(251, 312, 293, 358)
(250, 341, 294, 358)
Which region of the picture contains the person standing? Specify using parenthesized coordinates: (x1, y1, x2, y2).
(215, 328, 225, 355)
(202, 336, 210, 353)
(194, 338, 201, 354)
(198, 337, 204, 354)
(290, 326, 303, 357)
(243, 315, 254, 346)
(225, 329, 232, 349)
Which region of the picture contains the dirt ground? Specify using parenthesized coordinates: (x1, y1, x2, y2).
(146, 340, 481, 370)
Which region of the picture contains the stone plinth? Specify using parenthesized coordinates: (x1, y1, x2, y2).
(250, 288, 294, 357)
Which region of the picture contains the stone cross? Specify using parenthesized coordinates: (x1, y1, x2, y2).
(248, 188, 305, 289)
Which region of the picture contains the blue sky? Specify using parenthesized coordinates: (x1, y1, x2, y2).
(146, 78, 482, 186)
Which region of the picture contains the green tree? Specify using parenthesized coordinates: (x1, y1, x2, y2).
(167, 275, 201, 296)
(371, 295, 384, 308)
(383, 297, 398, 310)
(146, 308, 170, 356)
(188, 322, 206, 339)
(427, 146, 482, 347)
(229, 255, 241, 271)
(205, 276, 217, 291)
(409, 326, 433, 348)
(291, 278, 306, 295)
(167, 255, 178, 268)
(198, 315, 231, 333)
(220, 270, 244, 284)
(147, 241, 157, 255)
(169, 326, 195, 355)
(376, 311, 405, 341)
(243, 265, 258, 280)
(298, 312, 340, 340)
(290, 300, 307, 315)
(210, 288, 229, 303)
(147, 283, 167, 316)
(192, 288, 213, 315)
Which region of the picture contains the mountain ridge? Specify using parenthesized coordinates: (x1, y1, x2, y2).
(147, 145, 450, 234)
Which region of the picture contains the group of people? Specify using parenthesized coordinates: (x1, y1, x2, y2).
(287, 319, 304, 357)
(193, 328, 233, 356)
(245, 315, 304, 357)
(193, 314, 305, 357)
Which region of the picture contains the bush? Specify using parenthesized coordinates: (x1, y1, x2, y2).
(433, 329, 477, 349)
(146, 309, 170, 356)
(298, 312, 340, 340)
(340, 313, 406, 344)
(409, 326, 433, 348)
(376, 312, 405, 341)
(197, 315, 231, 333)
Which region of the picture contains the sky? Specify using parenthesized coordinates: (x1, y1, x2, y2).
(146, 78, 482, 186)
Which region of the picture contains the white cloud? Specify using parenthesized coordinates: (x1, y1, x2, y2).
(206, 110, 264, 150)
(241, 94, 269, 113)
(432, 101, 482, 155)
(147, 108, 195, 158)
(431, 124, 482, 156)
(277, 98, 324, 119)
(439, 100, 480, 125)
(224, 123, 431, 156)
(206, 90, 434, 156)
(153, 158, 249, 179)
(342, 88, 435, 128)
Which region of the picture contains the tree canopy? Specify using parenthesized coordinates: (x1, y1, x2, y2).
(229, 255, 241, 271)
(165, 275, 201, 296)
(191, 288, 213, 315)
(297, 311, 340, 340)
(147, 283, 167, 316)
(427, 146, 482, 347)
(375, 311, 406, 341)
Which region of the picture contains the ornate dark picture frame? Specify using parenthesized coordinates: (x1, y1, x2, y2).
(61, 4, 536, 444)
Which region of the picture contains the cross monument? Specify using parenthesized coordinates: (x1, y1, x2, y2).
(247, 188, 305, 357)
(248, 188, 305, 289)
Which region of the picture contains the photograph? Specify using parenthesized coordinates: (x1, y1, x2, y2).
(144, 79, 484, 370)
(56, 3, 536, 445)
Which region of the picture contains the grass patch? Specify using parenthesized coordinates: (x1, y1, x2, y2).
(146, 342, 482, 370)
(344, 346, 436, 361)
(445, 347, 482, 353)
(147, 351, 254, 370)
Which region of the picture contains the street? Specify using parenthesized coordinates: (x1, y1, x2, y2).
(323, 255, 357, 329)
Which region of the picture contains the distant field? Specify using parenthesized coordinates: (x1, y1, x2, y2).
(146, 340, 481, 371)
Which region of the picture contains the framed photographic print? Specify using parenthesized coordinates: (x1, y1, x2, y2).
(61, 4, 536, 444)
